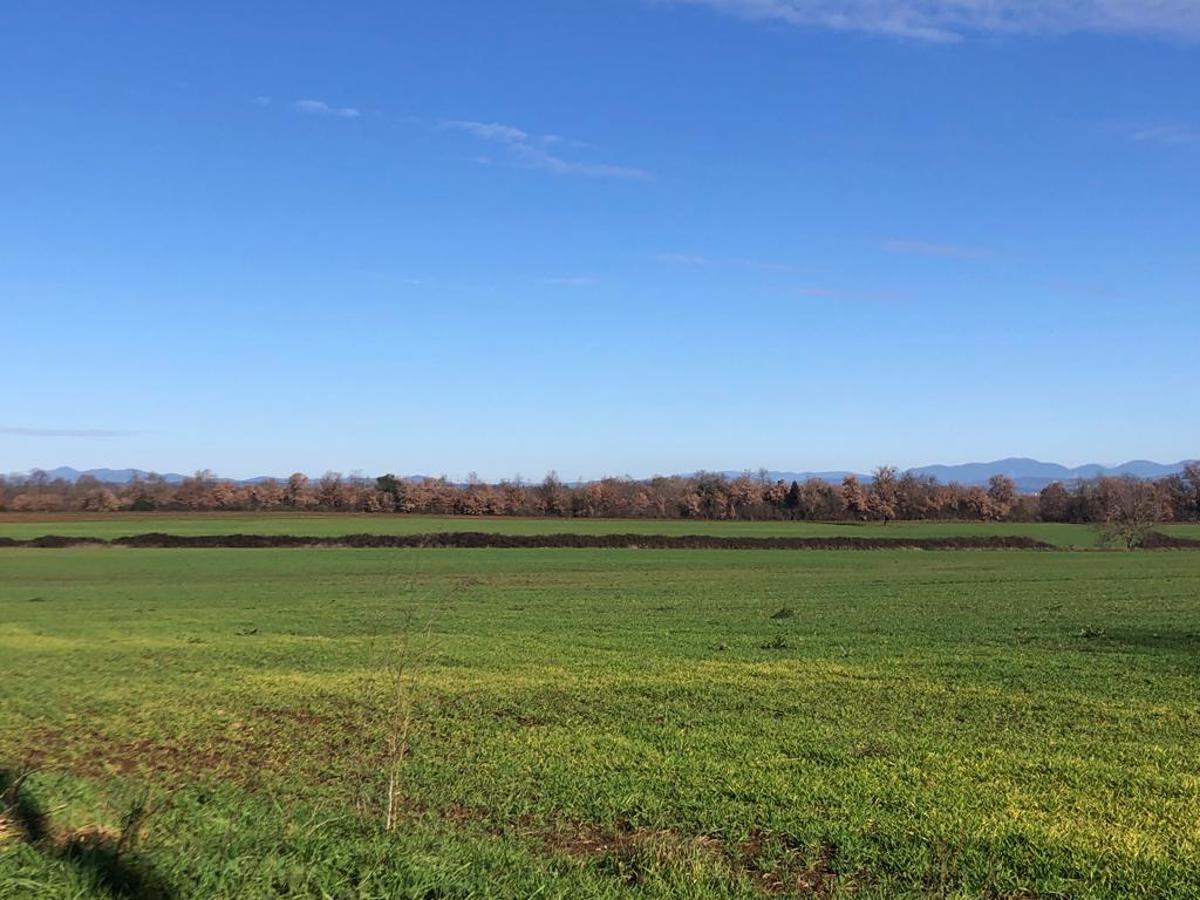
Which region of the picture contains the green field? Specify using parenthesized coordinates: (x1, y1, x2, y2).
(7, 512, 1200, 548)
(3, 537, 1200, 897)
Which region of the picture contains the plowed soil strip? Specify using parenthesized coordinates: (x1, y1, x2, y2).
(0, 531, 1061, 550)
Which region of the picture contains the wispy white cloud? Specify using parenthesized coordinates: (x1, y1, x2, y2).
(253, 96, 272, 106)
(440, 118, 651, 180)
(0, 427, 140, 438)
(513, 144, 651, 179)
(655, 252, 800, 272)
(1128, 124, 1200, 147)
(667, 1, 1200, 43)
(881, 238, 991, 259)
(441, 120, 529, 143)
(293, 99, 361, 119)
(543, 276, 598, 287)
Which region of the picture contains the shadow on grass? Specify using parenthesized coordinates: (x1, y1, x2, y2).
(1101, 628, 1200, 654)
(0, 769, 173, 899)
(1069, 628, 1200, 678)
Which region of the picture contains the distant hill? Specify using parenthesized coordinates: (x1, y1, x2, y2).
(717, 469, 860, 485)
(42, 466, 189, 484)
(16, 467, 432, 486)
(30, 467, 260, 485)
(11, 458, 1198, 493)
(719, 457, 1197, 492)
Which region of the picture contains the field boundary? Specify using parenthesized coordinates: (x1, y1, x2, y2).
(0, 531, 1066, 550)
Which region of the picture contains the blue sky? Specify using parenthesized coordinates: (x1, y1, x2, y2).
(2, 1, 1197, 480)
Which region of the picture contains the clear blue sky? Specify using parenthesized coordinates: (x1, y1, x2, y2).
(3, 1, 1197, 480)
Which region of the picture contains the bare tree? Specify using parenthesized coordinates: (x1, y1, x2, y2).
(1098, 476, 1163, 549)
(537, 471, 565, 516)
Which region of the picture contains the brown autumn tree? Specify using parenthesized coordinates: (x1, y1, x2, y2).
(1039, 481, 1071, 522)
(206, 480, 239, 509)
(1184, 462, 1200, 520)
(986, 474, 1017, 520)
(868, 466, 899, 524)
(4, 462, 1194, 525)
(173, 470, 213, 509)
(762, 479, 789, 518)
(316, 472, 347, 509)
(726, 475, 759, 519)
(894, 472, 930, 519)
(285, 473, 310, 508)
(964, 485, 1000, 521)
(498, 479, 529, 515)
(83, 488, 121, 512)
(841, 475, 869, 521)
(246, 479, 284, 509)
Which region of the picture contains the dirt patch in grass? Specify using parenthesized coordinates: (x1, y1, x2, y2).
(1, 531, 1058, 551)
(491, 708, 545, 728)
(425, 804, 848, 896)
(249, 705, 333, 729)
(529, 818, 846, 895)
(738, 830, 842, 895)
(357, 796, 850, 895)
(534, 818, 720, 860)
(16, 709, 368, 785)
(1140, 530, 1200, 549)
(19, 726, 244, 782)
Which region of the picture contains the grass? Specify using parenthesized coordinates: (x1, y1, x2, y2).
(2, 543, 1199, 896)
(6, 511, 1200, 548)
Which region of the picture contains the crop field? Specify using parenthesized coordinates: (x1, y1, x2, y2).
(5, 512, 1200, 548)
(2, 530, 1200, 897)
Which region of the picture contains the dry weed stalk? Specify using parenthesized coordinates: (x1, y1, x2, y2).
(351, 544, 445, 832)
(382, 611, 434, 832)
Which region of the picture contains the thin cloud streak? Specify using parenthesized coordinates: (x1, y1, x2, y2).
(1, 427, 141, 438)
(667, 0, 1200, 43)
(293, 99, 361, 118)
(440, 118, 651, 180)
(1129, 125, 1200, 146)
(441, 120, 528, 143)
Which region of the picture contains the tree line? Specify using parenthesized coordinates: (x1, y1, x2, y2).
(3, 464, 1199, 525)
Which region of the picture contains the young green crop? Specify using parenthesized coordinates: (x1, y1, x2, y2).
(2, 546, 1199, 897)
(9, 511, 1200, 548)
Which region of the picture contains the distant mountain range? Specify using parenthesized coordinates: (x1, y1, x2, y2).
(39, 467, 190, 484)
(10, 458, 1197, 493)
(721, 458, 1197, 493)
(15, 467, 429, 487)
(26, 467, 260, 486)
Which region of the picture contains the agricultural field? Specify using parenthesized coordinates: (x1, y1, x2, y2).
(2, 530, 1200, 897)
(4, 512, 1200, 548)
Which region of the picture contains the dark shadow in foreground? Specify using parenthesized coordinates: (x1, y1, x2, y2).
(1, 768, 173, 900)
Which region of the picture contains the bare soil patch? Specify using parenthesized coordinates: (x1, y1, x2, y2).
(0, 531, 1058, 551)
